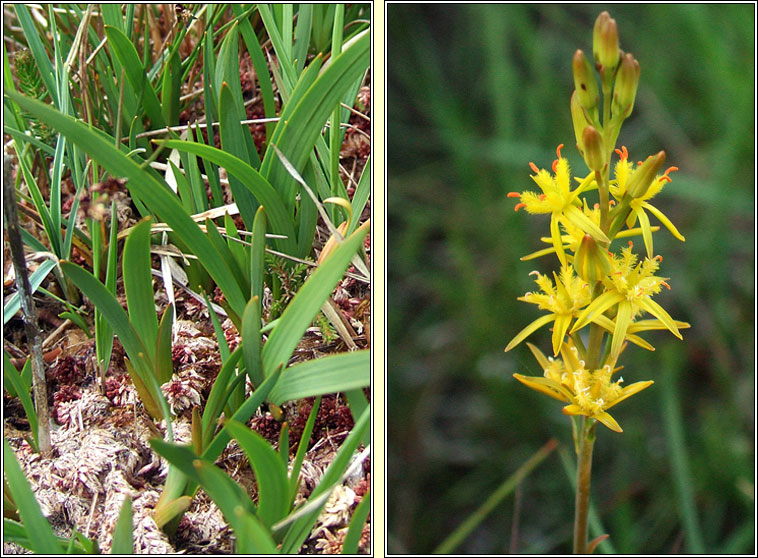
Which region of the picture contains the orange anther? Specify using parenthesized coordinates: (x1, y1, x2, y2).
(628, 240, 634, 248)
(615, 146, 629, 160)
(609, 200, 616, 206)
(514, 203, 527, 212)
(552, 160, 559, 173)
(593, 202, 600, 209)
(529, 162, 540, 173)
(556, 144, 564, 159)
(539, 194, 547, 201)
(507, 192, 521, 198)
(661, 280, 671, 290)
(654, 255, 663, 262)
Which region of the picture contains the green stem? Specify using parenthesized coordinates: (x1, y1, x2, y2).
(573, 418, 597, 554)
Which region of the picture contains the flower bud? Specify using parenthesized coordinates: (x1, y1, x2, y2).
(571, 90, 590, 156)
(593, 11, 620, 75)
(572, 50, 599, 113)
(581, 125, 605, 171)
(574, 234, 611, 283)
(612, 53, 640, 119)
(626, 151, 666, 199)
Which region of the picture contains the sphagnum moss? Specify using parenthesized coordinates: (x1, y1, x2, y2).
(504, 11, 689, 554)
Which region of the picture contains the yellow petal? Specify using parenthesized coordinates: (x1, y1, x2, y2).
(593, 411, 623, 432)
(635, 297, 682, 339)
(572, 290, 624, 333)
(643, 202, 685, 242)
(604, 380, 654, 410)
(505, 313, 556, 352)
(513, 374, 572, 402)
(611, 300, 633, 361)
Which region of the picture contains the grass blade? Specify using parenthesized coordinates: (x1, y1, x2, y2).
(6, 90, 248, 316)
(225, 420, 290, 527)
(268, 350, 370, 405)
(110, 497, 133, 554)
(3, 439, 60, 554)
(123, 218, 159, 362)
(261, 221, 369, 377)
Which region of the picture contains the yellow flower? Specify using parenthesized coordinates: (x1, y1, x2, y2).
(571, 244, 683, 360)
(509, 145, 609, 266)
(505, 266, 591, 356)
(609, 146, 685, 258)
(513, 341, 653, 433)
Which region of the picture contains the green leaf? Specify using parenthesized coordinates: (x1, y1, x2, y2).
(204, 217, 249, 297)
(242, 297, 264, 388)
(157, 139, 297, 256)
(289, 396, 320, 504)
(202, 365, 282, 463)
(201, 347, 244, 446)
(3, 259, 56, 325)
(104, 25, 166, 129)
(3, 439, 60, 554)
(5, 90, 248, 317)
(123, 218, 159, 362)
(279, 406, 370, 552)
(260, 30, 369, 211)
(251, 206, 267, 303)
(3, 353, 38, 452)
(269, 350, 369, 405)
(225, 421, 290, 527)
(342, 490, 370, 554)
(262, 221, 369, 378)
(110, 497, 133, 554)
(219, 82, 259, 227)
(155, 303, 175, 384)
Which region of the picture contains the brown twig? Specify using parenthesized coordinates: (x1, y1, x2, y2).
(3, 151, 52, 457)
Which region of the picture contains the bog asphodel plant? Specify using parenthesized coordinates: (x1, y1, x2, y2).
(504, 11, 689, 554)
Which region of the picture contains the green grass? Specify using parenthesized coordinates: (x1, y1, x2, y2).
(387, 4, 754, 554)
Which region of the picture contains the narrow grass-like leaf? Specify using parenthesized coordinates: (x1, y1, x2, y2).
(202, 288, 230, 362)
(12, 5, 58, 107)
(204, 217, 249, 296)
(293, 4, 313, 75)
(223, 213, 248, 283)
(262, 221, 369, 377)
(202, 365, 282, 463)
(242, 296, 264, 388)
(61, 261, 151, 370)
(110, 497, 133, 554)
(342, 490, 370, 554)
(219, 82, 258, 227)
(158, 139, 296, 253)
(269, 350, 369, 405)
(3, 439, 60, 554)
(155, 303, 175, 384)
(257, 4, 297, 93)
(150, 441, 254, 517)
(279, 406, 370, 552)
(289, 396, 321, 504)
(434, 438, 559, 554)
(123, 218, 159, 361)
(232, 5, 276, 141)
(6, 91, 248, 316)
(225, 420, 290, 527)
(260, 30, 369, 210)
(250, 206, 267, 303)
(348, 157, 371, 235)
(232, 509, 280, 554)
(201, 347, 243, 445)
(3, 354, 38, 452)
(3, 259, 55, 325)
(104, 25, 166, 129)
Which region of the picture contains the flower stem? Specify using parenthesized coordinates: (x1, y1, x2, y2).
(573, 417, 597, 554)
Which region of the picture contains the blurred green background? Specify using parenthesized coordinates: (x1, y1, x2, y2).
(387, 4, 754, 555)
